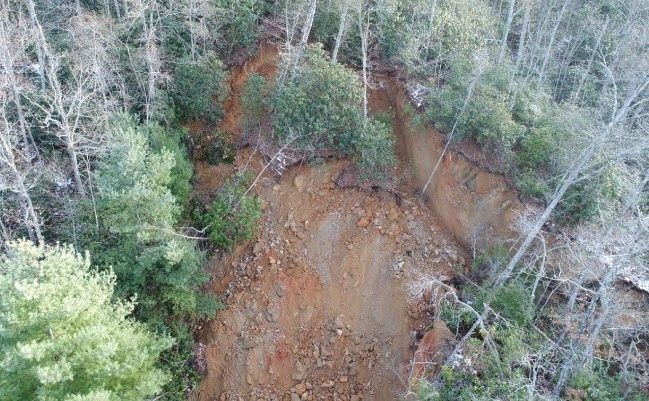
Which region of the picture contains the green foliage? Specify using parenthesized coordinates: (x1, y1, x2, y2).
(0, 240, 172, 401)
(555, 181, 601, 224)
(272, 44, 363, 153)
(417, 321, 540, 401)
(428, 64, 524, 148)
(172, 54, 228, 123)
(439, 301, 476, 333)
(568, 363, 647, 401)
(214, 0, 266, 55)
(203, 173, 262, 250)
(375, 0, 494, 72)
(85, 118, 220, 400)
(353, 119, 397, 180)
(91, 117, 217, 324)
(145, 123, 193, 204)
(241, 73, 269, 130)
(488, 284, 534, 325)
(311, 2, 362, 66)
(205, 131, 236, 165)
(271, 44, 396, 180)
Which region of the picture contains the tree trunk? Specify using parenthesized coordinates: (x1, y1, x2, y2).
(498, 0, 516, 64)
(358, 7, 369, 120)
(537, 0, 571, 89)
(66, 135, 86, 198)
(331, 0, 351, 64)
(25, 0, 46, 91)
(291, 0, 317, 78)
(573, 16, 609, 103)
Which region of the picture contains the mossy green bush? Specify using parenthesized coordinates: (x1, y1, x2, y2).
(173, 54, 228, 123)
(271, 44, 396, 180)
(241, 73, 269, 130)
(214, 0, 266, 55)
(272, 44, 363, 153)
(205, 131, 236, 165)
(353, 119, 397, 180)
(203, 173, 261, 250)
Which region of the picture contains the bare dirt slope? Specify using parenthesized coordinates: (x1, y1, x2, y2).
(369, 81, 520, 250)
(192, 44, 519, 401)
(198, 160, 459, 401)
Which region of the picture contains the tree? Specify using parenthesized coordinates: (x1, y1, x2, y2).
(88, 116, 216, 323)
(0, 93, 43, 245)
(0, 240, 172, 401)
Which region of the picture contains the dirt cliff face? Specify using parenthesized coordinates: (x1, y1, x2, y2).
(370, 79, 520, 251)
(191, 44, 520, 401)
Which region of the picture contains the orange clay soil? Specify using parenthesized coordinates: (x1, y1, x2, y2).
(189, 43, 521, 401)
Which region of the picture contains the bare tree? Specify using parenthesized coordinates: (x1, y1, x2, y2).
(497, 0, 516, 64)
(331, 0, 352, 64)
(0, 7, 39, 158)
(0, 92, 43, 244)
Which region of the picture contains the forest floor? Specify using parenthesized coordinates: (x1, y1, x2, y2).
(189, 43, 521, 401)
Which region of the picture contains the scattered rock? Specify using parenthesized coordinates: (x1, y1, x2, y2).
(294, 383, 307, 396)
(334, 315, 345, 330)
(294, 175, 307, 192)
(356, 217, 370, 228)
(292, 360, 307, 380)
(265, 305, 280, 322)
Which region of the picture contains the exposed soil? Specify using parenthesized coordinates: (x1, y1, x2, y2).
(368, 80, 520, 250)
(190, 44, 520, 401)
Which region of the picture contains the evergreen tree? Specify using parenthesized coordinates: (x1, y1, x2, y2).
(0, 240, 172, 401)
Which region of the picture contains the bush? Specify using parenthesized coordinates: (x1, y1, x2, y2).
(203, 173, 262, 250)
(214, 0, 265, 55)
(146, 123, 194, 204)
(205, 131, 236, 165)
(353, 118, 397, 180)
(514, 170, 551, 200)
(173, 54, 228, 123)
(272, 44, 363, 153)
(488, 284, 534, 326)
(555, 181, 600, 224)
(241, 73, 268, 130)
(568, 363, 647, 401)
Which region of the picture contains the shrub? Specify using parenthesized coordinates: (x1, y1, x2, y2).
(86, 117, 221, 400)
(460, 82, 524, 148)
(555, 181, 600, 224)
(272, 44, 363, 153)
(173, 54, 228, 123)
(203, 173, 262, 250)
(514, 170, 551, 200)
(353, 118, 397, 180)
(241, 73, 268, 130)
(515, 126, 555, 171)
(488, 284, 534, 326)
(568, 363, 647, 401)
(146, 123, 194, 204)
(205, 131, 236, 165)
(214, 0, 265, 55)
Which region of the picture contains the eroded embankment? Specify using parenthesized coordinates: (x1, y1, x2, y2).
(192, 44, 520, 401)
(369, 80, 520, 250)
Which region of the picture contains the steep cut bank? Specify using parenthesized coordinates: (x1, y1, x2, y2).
(369, 80, 520, 250)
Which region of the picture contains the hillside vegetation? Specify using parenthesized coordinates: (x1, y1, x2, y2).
(0, 1, 647, 400)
